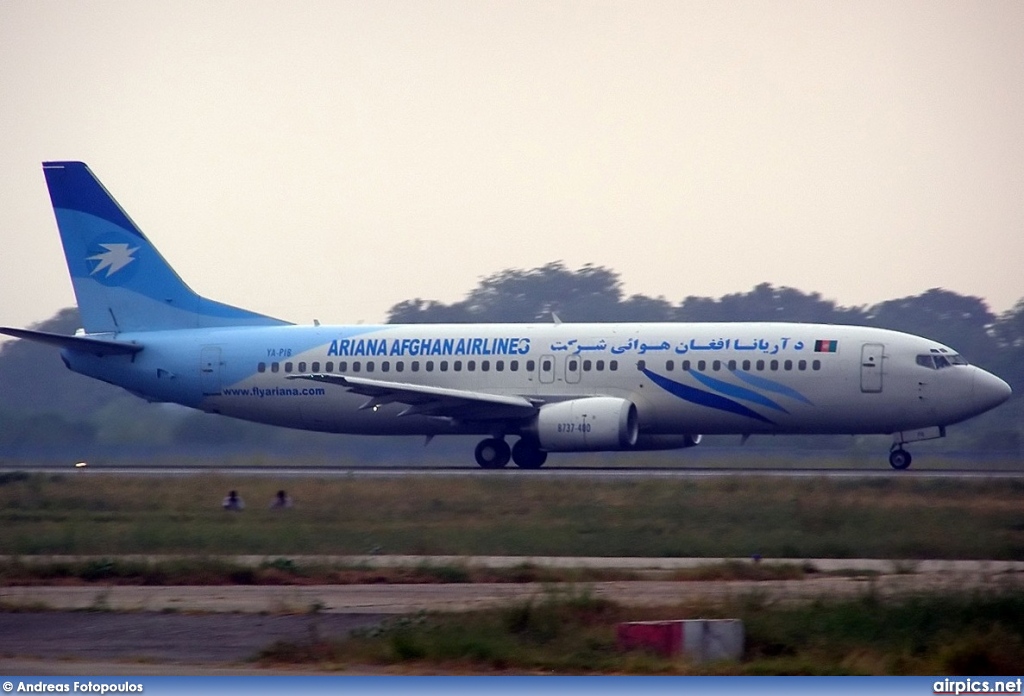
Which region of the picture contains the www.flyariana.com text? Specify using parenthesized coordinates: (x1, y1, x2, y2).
(934, 678, 1023, 694)
(222, 386, 326, 398)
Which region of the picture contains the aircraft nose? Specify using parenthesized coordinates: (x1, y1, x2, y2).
(973, 368, 1012, 413)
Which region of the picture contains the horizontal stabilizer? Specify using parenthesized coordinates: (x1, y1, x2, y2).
(0, 327, 142, 356)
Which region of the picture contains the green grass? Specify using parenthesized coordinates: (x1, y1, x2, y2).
(1, 473, 1023, 558)
(0, 556, 648, 585)
(0, 555, 824, 585)
(255, 586, 1024, 675)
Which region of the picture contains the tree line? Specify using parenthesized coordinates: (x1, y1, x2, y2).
(389, 262, 1024, 393)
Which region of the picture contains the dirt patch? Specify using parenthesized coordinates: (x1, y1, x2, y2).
(0, 612, 387, 664)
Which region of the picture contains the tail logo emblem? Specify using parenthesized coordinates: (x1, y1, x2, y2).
(87, 243, 139, 278)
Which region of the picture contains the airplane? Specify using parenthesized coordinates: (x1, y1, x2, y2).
(0, 161, 1012, 470)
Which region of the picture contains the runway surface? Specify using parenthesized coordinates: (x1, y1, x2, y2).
(2, 464, 1023, 479)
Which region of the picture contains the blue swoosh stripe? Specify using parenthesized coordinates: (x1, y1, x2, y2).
(643, 369, 774, 425)
(688, 371, 789, 413)
(733, 370, 814, 405)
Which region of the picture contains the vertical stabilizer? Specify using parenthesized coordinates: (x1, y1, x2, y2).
(42, 161, 289, 333)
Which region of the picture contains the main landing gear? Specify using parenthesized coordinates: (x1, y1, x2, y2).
(474, 438, 510, 469)
(474, 437, 548, 469)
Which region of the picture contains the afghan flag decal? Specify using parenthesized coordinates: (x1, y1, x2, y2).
(814, 339, 838, 353)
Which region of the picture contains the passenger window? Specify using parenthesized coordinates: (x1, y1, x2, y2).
(326, 361, 334, 372)
(298, 362, 306, 372)
(666, 360, 674, 371)
(496, 360, 504, 372)
(682, 360, 691, 371)
(812, 360, 821, 371)
(381, 361, 390, 372)
(511, 360, 519, 371)
(728, 360, 736, 371)
(712, 360, 721, 371)
(440, 361, 449, 372)
(697, 360, 706, 371)
(610, 360, 619, 371)
(366, 362, 374, 373)
(468, 360, 476, 371)
(742, 360, 750, 371)
(426, 361, 434, 371)
(412, 361, 420, 372)
(481, 361, 489, 372)
(770, 360, 779, 371)
(541, 359, 551, 372)
(784, 360, 792, 371)
(583, 360, 592, 371)
(798, 360, 806, 371)
(756, 360, 765, 371)
(258, 362, 266, 373)
(271, 362, 279, 373)
(311, 361, 320, 372)
(596, 360, 605, 371)
(352, 362, 361, 373)
(396, 362, 404, 372)
(637, 359, 646, 371)
(526, 360, 535, 371)
(568, 359, 578, 371)
(454, 360, 463, 372)
(285, 362, 293, 373)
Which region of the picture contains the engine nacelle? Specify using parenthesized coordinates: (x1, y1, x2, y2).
(533, 397, 638, 451)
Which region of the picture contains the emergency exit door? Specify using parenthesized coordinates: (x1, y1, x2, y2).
(200, 346, 222, 395)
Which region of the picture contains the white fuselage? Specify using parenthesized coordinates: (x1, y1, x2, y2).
(65, 321, 1009, 442)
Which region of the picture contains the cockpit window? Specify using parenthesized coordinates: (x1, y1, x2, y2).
(916, 353, 969, 369)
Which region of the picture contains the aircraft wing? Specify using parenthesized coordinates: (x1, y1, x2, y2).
(287, 373, 540, 420)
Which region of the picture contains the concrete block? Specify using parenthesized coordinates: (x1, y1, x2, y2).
(616, 620, 682, 657)
(617, 619, 744, 662)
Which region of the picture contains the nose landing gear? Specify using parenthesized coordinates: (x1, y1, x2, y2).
(888, 426, 946, 470)
(888, 446, 912, 470)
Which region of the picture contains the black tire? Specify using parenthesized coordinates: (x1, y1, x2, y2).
(889, 448, 912, 470)
(512, 439, 548, 469)
(474, 438, 510, 469)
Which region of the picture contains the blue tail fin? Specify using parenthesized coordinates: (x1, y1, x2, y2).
(42, 161, 290, 333)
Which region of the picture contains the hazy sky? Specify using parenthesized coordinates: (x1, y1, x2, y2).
(2, 1, 1023, 332)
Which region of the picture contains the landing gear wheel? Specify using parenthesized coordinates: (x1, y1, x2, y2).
(474, 438, 510, 469)
(512, 439, 548, 469)
(888, 448, 912, 470)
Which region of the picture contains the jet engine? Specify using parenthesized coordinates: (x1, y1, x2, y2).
(532, 397, 638, 451)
